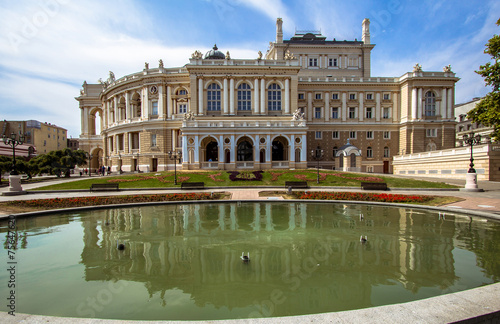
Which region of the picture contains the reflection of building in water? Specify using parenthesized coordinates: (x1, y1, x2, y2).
(79, 203, 458, 313)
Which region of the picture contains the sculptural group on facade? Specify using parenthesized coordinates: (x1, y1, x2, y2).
(413, 63, 422, 72)
(443, 64, 452, 72)
(191, 50, 203, 59)
(292, 109, 305, 121)
(284, 49, 296, 60)
(159, 59, 164, 69)
(183, 111, 195, 121)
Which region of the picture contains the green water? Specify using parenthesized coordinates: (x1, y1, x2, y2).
(0, 202, 499, 320)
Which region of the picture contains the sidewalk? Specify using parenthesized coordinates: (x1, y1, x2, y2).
(1, 176, 499, 215)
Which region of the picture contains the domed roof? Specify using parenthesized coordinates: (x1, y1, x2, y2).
(204, 44, 225, 59)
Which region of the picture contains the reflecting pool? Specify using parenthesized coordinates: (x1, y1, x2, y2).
(1, 202, 499, 320)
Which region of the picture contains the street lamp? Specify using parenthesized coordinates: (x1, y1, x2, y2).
(2, 133, 25, 175)
(310, 146, 324, 184)
(118, 152, 122, 174)
(86, 152, 93, 176)
(168, 150, 183, 185)
(463, 132, 481, 173)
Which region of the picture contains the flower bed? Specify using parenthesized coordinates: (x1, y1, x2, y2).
(296, 191, 432, 203)
(228, 171, 263, 181)
(208, 172, 224, 182)
(5, 193, 216, 209)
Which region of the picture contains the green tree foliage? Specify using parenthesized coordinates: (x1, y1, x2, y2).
(29, 149, 87, 177)
(0, 155, 12, 184)
(467, 18, 500, 141)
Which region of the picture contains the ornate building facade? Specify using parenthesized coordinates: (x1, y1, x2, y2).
(77, 18, 458, 173)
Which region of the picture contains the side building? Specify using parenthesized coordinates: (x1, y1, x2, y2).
(77, 18, 458, 173)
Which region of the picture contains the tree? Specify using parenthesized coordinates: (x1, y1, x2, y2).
(467, 18, 500, 141)
(29, 149, 87, 177)
(0, 156, 12, 185)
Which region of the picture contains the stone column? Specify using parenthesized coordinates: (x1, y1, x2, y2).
(412, 88, 418, 120)
(260, 79, 265, 114)
(266, 134, 271, 162)
(392, 92, 398, 122)
(447, 88, 453, 119)
(167, 85, 172, 118)
(284, 78, 290, 114)
(307, 92, 312, 121)
(359, 92, 364, 122)
(324, 92, 330, 122)
(194, 135, 199, 163)
(114, 97, 119, 121)
(125, 92, 130, 120)
(158, 86, 164, 119)
(301, 135, 307, 162)
(417, 88, 422, 119)
(254, 78, 260, 114)
(441, 88, 447, 118)
(230, 135, 236, 164)
(143, 87, 149, 119)
(223, 78, 228, 114)
(229, 78, 235, 115)
(341, 92, 347, 121)
(172, 129, 177, 150)
(198, 78, 204, 115)
(376, 92, 381, 121)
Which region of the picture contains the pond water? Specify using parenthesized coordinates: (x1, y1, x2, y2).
(1, 202, 499, 320)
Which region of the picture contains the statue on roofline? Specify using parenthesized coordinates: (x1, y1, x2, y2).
(292, 108, 305, 121)
(443, 64, 452, 72)
(413, 63, 422, 72)
(183, 110, 195, 121)
(144, 62, 149, 70)
(159, 59, 164, 68)
(284, 49, 296, 60)
(191, 50, 203, 59)
(226, 51, 231, 59)
(258, 51, 263, 60)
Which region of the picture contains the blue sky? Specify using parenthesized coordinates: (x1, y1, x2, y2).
(0, 0, 498, 138)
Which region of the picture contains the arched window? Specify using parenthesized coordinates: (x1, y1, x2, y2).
(237, 83, 251, 111)
(272, 140, 284, 161)
(350, 153, 356, 167)
(207, 83, 221, 111)
(237, 140, 253, 161)
(206, 141, 218, 162)
(383, 146, 390, 158)
(268, 83, 281, 111)
(424, 91, 436, 117)
(366, 146, 373, 158)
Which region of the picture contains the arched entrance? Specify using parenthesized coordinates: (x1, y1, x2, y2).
(236, 136, 254, 168)
(272, 136, 288, 161)
(237, 137, 253, 161)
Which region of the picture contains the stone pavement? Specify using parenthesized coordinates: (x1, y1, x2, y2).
(1, 175, 500, 215)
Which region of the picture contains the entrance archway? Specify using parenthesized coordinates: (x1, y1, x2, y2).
(272, 136, 288, 161)
(237, 137, 253, 161)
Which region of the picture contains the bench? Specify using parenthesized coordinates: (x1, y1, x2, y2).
(361, 182, 388, 191)
(285, 181, 309, 189)
(90, 183, 119, 192)
(181, 182, 205, 190)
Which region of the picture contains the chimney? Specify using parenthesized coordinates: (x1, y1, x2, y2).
(276, 18, 283, 43)
(362, 18, 370, 44)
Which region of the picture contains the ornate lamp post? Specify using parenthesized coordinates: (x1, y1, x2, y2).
(168, 151, 182, 185)
(463, 133, 481, 173)
(310, 146, 324, 184)
(2, 133, 25, 175)
(86, 152, 93, 176)
(462, 132, 483, 192)
(118, 152, 122, 174)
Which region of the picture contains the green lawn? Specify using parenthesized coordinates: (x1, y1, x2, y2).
(34, 170, 459, 190)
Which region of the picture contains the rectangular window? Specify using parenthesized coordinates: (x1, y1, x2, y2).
(315, 131, 322, 139)
(349, 131, 356, 139)
(48, 134, 50, 138)
(151, 134, 157, 147)
(366, 93, 373, 100)
(349, 107, 356, 119)
(314, 107, 322, 119)
(329, 58, 338, 67)
(332, 93, 339, 100)
(315, 93, 322, 100)
(151, 101, 158, 115)
(383, 107, 390, 119)
(366, 107, 373, 119)
(366, 131, 373, 139)
(179, 104, 187, 114)
(44, 140, 46, 146)
(309, 58, 318, 67)
(366, 147, 373, 158)
(384, 147, 390, 158)
(332, 131, 339, 139)
(331, 107, 339, 119)
(383, 93, 390, 100)
(349, 93, 356, 100)
(298, 93, 304, 100)
(383, 131, 390, 139)
(426, 129, 437, 137)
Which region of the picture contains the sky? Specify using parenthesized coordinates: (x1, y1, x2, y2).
(0, 0, 498, 138)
